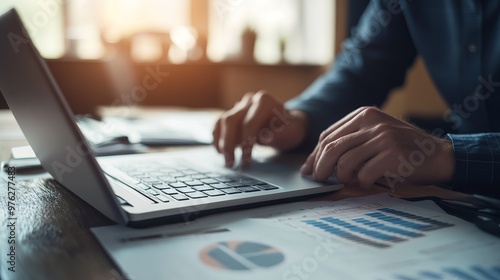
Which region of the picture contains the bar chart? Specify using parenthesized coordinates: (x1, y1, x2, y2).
(303, 207, 454, 249)
(389, 265, 500, 280)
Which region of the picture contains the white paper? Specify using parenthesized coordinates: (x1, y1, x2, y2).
(92, 194, 500, 280)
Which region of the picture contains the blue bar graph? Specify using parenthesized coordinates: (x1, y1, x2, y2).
(365, 212, 435, 231)
(301, 207, 455, 249)
(303, 220, 390, 248)
(392, 265, 500, 280)
(320, 217, 406, 242)
(378, 208, 453, 229)
(418, 271, 443, 279)
(472, 265, 500, 280)
(353, 218, 424, 238)
(444, 268, 478, 280)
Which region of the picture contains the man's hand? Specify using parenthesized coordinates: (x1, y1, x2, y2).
(301, 107, 455, 188)
(213, 90, 308, 167)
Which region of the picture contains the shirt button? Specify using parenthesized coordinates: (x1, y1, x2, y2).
(468, 44, 477, 53)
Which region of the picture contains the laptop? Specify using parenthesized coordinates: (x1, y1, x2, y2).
(0, 8, 342, 227)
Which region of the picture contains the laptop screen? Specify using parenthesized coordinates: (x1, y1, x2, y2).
(0, 8, 127, 224)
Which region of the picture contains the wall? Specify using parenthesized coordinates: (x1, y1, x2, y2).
(46, 60, 221, 115)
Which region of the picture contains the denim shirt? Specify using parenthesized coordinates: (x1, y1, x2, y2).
(286, 0, 500, 197)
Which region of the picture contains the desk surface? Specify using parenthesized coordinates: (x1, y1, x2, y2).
(0, 109, 475, 280)
(0, 174, 472, 280)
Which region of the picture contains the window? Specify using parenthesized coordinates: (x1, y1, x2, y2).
(0, 0, 65, 58)
(67, 0, 190, 60)
(1, 0, 335, 65)
(208, 0, 334, 65)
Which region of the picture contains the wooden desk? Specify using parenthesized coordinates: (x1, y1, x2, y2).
(0, 110, 475, 280)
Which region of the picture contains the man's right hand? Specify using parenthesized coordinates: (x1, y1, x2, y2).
(212, 90, 308, 167)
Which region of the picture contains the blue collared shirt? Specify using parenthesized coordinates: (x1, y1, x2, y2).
(286, 0, 500, 197)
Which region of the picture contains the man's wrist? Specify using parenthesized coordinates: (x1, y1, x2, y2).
(286, 110, 309, 150)
(270, 109, 309, 151)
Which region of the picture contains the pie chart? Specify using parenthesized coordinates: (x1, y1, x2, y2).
(199, 241, 285, 271)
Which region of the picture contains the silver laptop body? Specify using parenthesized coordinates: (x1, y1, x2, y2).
(0, 9, 342, 227)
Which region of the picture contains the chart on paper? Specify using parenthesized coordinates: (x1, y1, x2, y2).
(302, 207, 454, 249)
(92, 194, 500, 280)
(263, 196, 457, 250)
(395, 264, 500, 280)
(383, 264, 500, 280)
(199, 241, 285, 271)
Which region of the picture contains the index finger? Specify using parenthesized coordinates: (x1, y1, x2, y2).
(301, 107, 367, 176)
(240, 93, 279, 164)
(219, 93, 254, 167)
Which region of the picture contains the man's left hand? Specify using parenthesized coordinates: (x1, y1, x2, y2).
(300, 107, 455, 188)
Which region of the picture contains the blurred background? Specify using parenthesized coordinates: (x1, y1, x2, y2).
(0, 0, 447, 122)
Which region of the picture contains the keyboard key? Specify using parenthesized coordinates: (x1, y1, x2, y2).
(169, 172, 186, 178)
(169, 182, 188, 188)
(147, 189, 160, 196)
(177, 176, 194, 182)
(211, 183, 230, 189)
(171, 194, 189, 201)
(161, 188, 179, 195)
(156, 194, 170, 202)
(215, 177, 236, 183)
(136, 184, 150, 190)
(221, 188, 242, 194)
(186, 192, 208, 199)
(152, 183, 169, 189)
(158, 176, 177, 183)
(142, 177, 161, 183)
(225, 182, 249, 188)
(177, 187, 196, 193)
(241, 179, 266, 185)
(203, 190, 225, 196)
(184, 180, 204, 186)
(192, 185, 213, 191)
(200, 178, 219, 184)
(238, 186, 260, 192)
(257, 184, 279, 190)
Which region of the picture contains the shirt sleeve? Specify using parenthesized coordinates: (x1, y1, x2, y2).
(447, 133, 500, 198)
(285, 0, 417, 151)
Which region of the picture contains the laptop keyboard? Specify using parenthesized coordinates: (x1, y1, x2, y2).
(101, 161, 279, 205)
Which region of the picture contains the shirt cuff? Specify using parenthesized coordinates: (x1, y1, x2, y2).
(447, 133, 500, 197)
